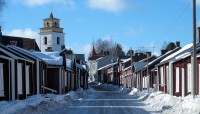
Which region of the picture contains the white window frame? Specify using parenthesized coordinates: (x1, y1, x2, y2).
(17, 63, 23, 94)
(160, 67, 164, 86)
(187, 64, 191, 92)
(26, 65, 30, 94)
(0, 63, 4, 96)
(166, 66, 169, 92)
(175, 67, 179, 93)
(182, 68, 185, 97)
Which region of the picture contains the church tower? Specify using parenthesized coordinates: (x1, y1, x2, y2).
(39, 11, 65, 52)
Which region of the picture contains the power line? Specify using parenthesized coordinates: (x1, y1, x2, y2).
(155, 2, 191, 45)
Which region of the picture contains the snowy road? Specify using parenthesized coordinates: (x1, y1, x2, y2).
(48, 83, 150, 114)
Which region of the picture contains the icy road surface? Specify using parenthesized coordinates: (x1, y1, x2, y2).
(48, 83, 149, 114)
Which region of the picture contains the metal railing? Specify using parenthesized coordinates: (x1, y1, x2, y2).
(41, 86, 57, 94)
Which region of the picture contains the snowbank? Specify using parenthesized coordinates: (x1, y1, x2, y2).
(0, 88, 87, 114)
(136, 89, 200, 114)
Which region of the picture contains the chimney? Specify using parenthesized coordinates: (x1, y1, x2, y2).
(161, 49, 166, 55)
(146, 52, 151, 57)
(176, 41, 180, 47)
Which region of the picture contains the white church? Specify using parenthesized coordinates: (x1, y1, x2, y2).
(39, 11, 65, 52)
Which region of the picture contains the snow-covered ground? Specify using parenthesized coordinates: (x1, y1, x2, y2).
(137, 89, 200, 114)
(0, 82, 200, 114)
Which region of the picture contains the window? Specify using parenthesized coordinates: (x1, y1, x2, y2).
(26, 66, 30, 94)
(0, 63, 4, 96)
(17, 63, 23, 94)
(54, 22, 57, 27)
(176, 67, 179, 92)
(46, 22, 49, 27)
(160, 67, 164, 86)
(187, 64, 191, 92)
(44, 37, 47, 45)
(57, 37, 60, 45)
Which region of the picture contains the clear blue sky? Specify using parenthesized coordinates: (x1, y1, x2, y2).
(1, 0, 200, 59)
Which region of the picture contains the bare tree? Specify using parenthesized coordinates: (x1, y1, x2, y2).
(93, 38, 125, 57)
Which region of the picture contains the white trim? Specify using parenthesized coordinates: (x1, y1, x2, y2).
(175, 67, 179, 93)
(160, 67, 164, 86)
(187, 63, 191, 92)
(17, 63, 23, 95)
(0, 63, 4, 97)
(182, 68, 185, 97)
(26, 65, 30, 94)
(169, 62, 173, 95)
(166, 66, 169, 93)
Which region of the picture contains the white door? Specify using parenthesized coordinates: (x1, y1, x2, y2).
(26, 65, 30, 94)
(0, 63, 4, 96)
(17, 63, 23, 95)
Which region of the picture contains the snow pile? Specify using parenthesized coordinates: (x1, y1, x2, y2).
(137, 90, 200, 114)
(128, 88, 139, 96)
(101, 83, 123, 91)
(0, 95, 47, 114)
(65, 88, 86, 101)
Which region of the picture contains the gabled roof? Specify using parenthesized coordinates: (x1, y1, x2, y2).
(98, 62, 118, 71)
(145, 47, 181, 68)
(133, 62, 149, 72)
(161, 43, 192, 63)
(0, 44, 34, 63)
(0, 35, 40, 51)
(97, 55, 116, 69)
(7, 45, 45, 62)
(75, 54, 85, 61)
(32, 52, 63, 65)
(161, 43, 200, 64)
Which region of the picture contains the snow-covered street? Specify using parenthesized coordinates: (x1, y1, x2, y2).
(1, 82, 200, 114)
(47, 83, 149, 114)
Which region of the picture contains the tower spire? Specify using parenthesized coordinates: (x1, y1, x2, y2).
(50, 9, 53, 18)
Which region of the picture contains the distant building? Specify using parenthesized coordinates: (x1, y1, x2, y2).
(0, 26, 40, 51)
(39, 11, 65, 52)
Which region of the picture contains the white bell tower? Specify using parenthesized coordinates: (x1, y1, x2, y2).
(39, 11, 65, 52)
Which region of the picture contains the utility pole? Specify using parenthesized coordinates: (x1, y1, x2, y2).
(192, 0, 197, 98)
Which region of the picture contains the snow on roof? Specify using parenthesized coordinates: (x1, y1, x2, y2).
(123, 65, 131, 71)
(8, 45, 42, 61)
(32, 52, 63, 65)
(98, 62, 118, 71)
(82, 65, 86, 70)
(147, 48, 178, 66)
(134, 62, 149, 72)
(174, 52, 191, 61)
(161, 43, 193, 63)
(122, 58, 131, 63)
